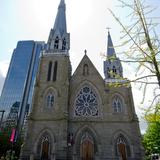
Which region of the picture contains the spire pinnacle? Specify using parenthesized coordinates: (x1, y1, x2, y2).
(46, 0, 70, 54)
(53, 0, 67, 34)
(107, 31, 116, 57)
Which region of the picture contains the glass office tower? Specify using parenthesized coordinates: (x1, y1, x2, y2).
(0, 41, 45, 121)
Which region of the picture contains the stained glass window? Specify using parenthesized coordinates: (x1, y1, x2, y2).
(74, 86, 98, 117)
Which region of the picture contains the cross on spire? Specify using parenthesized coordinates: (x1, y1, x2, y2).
(106, 27, 111, 33)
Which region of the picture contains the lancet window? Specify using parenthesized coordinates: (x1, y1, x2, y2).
(62, 38, 66, 50)
(83, 64, 89, 76)
(112, 96, 123, 113)
(54, 36, 59, 50)
(47, 61, 52, 81)
(53, 61, 58, 81)
(112, 66, 117, 77)
(46, 92, 54, 108)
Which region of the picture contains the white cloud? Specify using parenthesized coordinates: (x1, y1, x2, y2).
(0, 60, 9, 95)
(0, 71, 5, 96)
(0, 60, 9, 77)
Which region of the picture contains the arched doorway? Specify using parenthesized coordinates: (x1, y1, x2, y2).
(41, 137, 49, 160)
(80, 132, 94, 160)
(115, 134, 131, 160)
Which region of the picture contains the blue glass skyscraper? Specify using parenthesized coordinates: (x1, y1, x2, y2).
(0, 41, 45, 120)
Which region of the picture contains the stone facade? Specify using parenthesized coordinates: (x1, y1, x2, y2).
(20, 53, 144, 160)
(20, 0, 144, 159)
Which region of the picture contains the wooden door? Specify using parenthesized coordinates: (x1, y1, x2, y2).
(81, 139, 94, 160)
(41, 140, 49, 160)
(118, 143, 127, 160)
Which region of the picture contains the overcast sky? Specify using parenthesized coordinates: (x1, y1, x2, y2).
(0, 0, 160, 133)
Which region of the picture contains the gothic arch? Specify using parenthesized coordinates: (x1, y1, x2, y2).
(72, 80, 102, 106)
(111, 92, 126, 113)
(111, 130, 132, 145)
(34, 128, 56, 159)
(41, 87, 58, 110)
(41, 86, 58, 98)
(111, 92, 125, 104)
(74, 125, 100, 158)
(111, 130, 132, 159)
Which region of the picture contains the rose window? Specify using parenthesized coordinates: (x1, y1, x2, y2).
(74, 86, 98, 117)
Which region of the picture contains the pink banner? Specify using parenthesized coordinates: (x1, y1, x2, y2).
(10, 128, 16, 142)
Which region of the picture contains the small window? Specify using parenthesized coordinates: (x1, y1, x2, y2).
(112, 66, 116, 77)
(54, 37, 59, 50)
(46, 92, 54, 108)
(62, 38, 66, 50)
(83, 64, 89, 76)
(107, 67, 110, 78)
(112, 96, 122, 113)
(47, 61, 52, 81)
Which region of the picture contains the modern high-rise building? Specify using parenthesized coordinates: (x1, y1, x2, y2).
(0, 41, 45, 121)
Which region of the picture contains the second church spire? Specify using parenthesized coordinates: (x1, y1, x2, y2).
(104, 31, 123, 79)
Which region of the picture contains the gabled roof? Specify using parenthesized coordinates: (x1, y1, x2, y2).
(72, 54, 104, 82)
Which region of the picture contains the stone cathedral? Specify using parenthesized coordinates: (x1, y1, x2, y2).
(20, 0, 144, 159)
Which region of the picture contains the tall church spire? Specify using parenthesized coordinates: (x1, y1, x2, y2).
(104, 31, 123, 79)
(53, 0, 67, 35)
(47, 0, 70, 54)
(107, 31, 116, 57)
